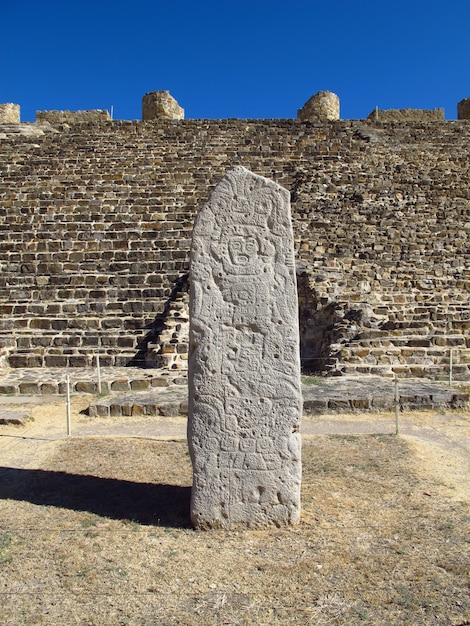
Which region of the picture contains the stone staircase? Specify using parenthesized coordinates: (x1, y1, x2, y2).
(0, 367, 467, 419)
(327, 299, 470, 380)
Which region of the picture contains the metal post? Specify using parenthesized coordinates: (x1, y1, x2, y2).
(66, 375, 71, 437)
(449, 348, 453, 385)
(97, 353, 102, 394)
(394, 377, 399, 435)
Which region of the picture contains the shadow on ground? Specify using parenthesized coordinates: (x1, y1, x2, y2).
(0, 467, 192, 528)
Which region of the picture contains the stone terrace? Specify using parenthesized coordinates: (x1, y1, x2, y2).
(0, 118, 469, 379)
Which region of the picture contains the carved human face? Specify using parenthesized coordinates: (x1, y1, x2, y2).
(228, 236, 258, 265)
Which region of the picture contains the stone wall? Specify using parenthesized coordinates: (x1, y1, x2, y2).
(367, 108, 445, 122)
(36, 110, 111, 124)
(0, 118, 469, 378)
(458, 98, 470, 120)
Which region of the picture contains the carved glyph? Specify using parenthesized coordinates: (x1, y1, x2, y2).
(188, 166, 302, 529)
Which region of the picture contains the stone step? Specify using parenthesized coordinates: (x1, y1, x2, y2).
(340, 362, 470, 381)
(5, 350, 144, 369)
(87, 376, 469, 417)
(0, 366, 187, 395)
(342, 345, 470, 360)
(350, 334, 468, 348)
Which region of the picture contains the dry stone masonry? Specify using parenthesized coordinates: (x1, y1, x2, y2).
(188, 166, 302, 529)
(0, 93, 469, 380)
(36, 110, 111, 124)
(457, 98, 470, 120)
(0, 104, 20, 124)
(366, 108, 445, 122)
(298, 91, 340, 122)
(142, 91, 185, 121)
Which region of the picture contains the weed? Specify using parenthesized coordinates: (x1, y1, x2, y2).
(395, 585, 414, 609)
(0, 531, 13, 568)
(81, 517, 98, 528)
(301, 375, 324, 386)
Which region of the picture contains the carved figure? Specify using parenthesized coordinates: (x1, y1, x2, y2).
(188, 166, 302, 529)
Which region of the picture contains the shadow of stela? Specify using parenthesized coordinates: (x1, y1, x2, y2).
(0, 467, 192, 528)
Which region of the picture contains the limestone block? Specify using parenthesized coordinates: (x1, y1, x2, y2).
(298, 91, 340, 121)
(188, 166, 302, 529)
(0, 103, 20, 123)
(142, 90, 184, 121)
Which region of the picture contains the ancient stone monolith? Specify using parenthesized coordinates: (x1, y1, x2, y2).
(188, 166, 302, 529)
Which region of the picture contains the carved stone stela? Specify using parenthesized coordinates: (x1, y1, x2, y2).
(188, 166, 302, 529)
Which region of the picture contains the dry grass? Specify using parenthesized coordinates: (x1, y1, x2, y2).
(1, 429, 469, 626)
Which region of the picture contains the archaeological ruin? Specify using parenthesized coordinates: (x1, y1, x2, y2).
(0, 91, 469, 382)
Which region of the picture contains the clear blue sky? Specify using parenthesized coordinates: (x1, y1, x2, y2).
(1, 0, 469, 121)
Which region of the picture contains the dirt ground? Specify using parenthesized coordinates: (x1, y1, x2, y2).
(0, 397, 469, 625)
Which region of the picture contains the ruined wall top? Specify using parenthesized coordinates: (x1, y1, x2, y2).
(2, 90, 470, 126)
(142, 90, 185, 121)
(0, 103, 20, 124)
(366, 107, 445, 122)
(457, 97, 470, 120)
(35, 109, 111, 124)
(297, 91, 340, 122)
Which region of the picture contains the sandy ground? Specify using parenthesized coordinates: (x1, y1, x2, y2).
(1, 395, 469, 505)
(1, 396, 469, 625)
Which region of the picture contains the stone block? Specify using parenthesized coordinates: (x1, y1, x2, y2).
(111, 380, 130, 392)
(75, 381, 97, 394)
(95, 404, 110, 417)
(328, 398, 350, 410)
(130, 379, 150, 390)
(40, 383, 58, 395)
(19, 382, 39, 394)
(0, 384, 18, 394)
(110, 404, 123, 417)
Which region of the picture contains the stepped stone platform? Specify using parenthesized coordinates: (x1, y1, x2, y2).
(0, 368, 467, 417)
(0, 366, 186, 396)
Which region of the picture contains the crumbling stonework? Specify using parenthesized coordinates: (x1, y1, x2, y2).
(188, 166, 302, 529)
(298, 91, 340, 122)
(457, 98, 470, 120)
(366, 108, 445, 122)
(142, 91, 184, 121)
(0, 103, 20, 124)
(36, 109, 111, 124)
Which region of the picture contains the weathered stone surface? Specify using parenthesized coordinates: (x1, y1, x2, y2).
(366, 107, 444, 122)
(188, 166, 302, 529)
(457, 97, 470, 120)
(298, 91, 340, 121)
(0, 118, 469, 379)
(36, 109, 110, 124)
(0, 103, 20, 124)
(142, 90, 184, 121)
